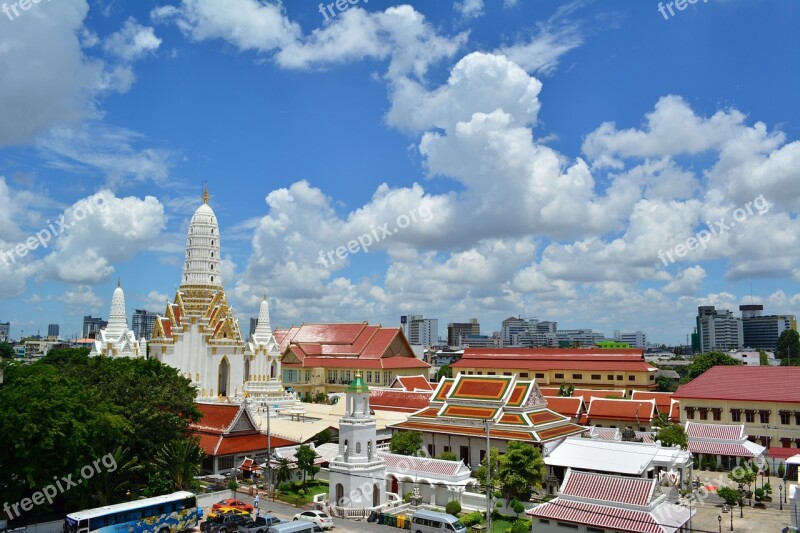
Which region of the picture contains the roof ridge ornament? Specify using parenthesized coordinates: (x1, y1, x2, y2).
(202, 182, 210, 204)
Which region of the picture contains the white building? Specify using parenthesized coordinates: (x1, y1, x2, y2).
(402, 315, 438, 348)
(90, 280, 144, 358)
(725, 348, 779, 366)
(0, 321, 9, 342)
(149, 187, 282, 400)
(614, 330, 648, 349)
(328, 373, 386, 516)
(697, 306, 743, 352)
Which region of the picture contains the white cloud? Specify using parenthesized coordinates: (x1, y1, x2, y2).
(57, 285, 103, 315)
(663, 266, 706, 295)
(455, 0, 484, 20)
(104, 18, 162, 61)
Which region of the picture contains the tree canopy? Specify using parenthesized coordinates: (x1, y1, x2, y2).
(685, 351, 741, 381)
(0, 348, 201, 522)
(295, 444, 319, 487)
(0, 341, 14, 359)
(389, 431, 424, 456)
(777, 329, 800, 363)
(496, 442, 546, 501)
(655, 423, 688, 449)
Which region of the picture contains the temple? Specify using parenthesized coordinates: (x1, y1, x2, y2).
(149, 186, 284, 401)
(90, 279, 144, 358)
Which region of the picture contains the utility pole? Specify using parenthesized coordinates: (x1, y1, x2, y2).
(267, 403, 272, 492)
(484, 419, 492, 532)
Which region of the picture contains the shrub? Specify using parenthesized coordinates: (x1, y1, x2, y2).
(403, 492, 413, 503)
(779, 463, 786, 478)
(510, 520, 531, 533)
(445, 500, 462, 516)
(298, 489, 306, 497)
(510, 499, 525, 517)
(279, 483, 293, 492)
(227, 480, 239, 491)
(754, 488, 765, 502)
(460, 512, 483, 527)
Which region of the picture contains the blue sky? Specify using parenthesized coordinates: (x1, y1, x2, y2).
(1, 0, 798, 344)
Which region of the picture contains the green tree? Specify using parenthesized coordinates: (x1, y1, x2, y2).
(389, 431, 424, 456)
(313, 428, 333, 446)
(759, 350, 769, 366)
(655, 423, 688, 449)
(0, 341, 14, 359)
(275, 458, 292, 487)
(437, 451, 457, 461)
(777, 329, 800, 361)
(685, 351, 741, 381)
(436, 365, 453, 381)
(295, 444, 319, 487)
(445, 500, 461, 515)
(655, 375, 677, 392)
(496, 442, 546, 501)
(153, 439, 204, 493)
(510, 520, 530, 533)
(509, 498, 525, 518)
(475, 449, 501, 493)
(88, 446, 142, 507)
(717, 487, 740, 506)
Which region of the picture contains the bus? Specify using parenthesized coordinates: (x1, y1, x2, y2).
(64, 491, 202, 533)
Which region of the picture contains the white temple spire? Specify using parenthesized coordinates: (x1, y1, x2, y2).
(104, 280, 129, 340)
(253, 291, 273, 342)
(181, 185, 222, 287)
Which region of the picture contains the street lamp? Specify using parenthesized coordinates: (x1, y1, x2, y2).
(780, 484, 783, 511)
(738, 492, 744, 518)
(729, 506, 733, 531)
(717, 514, 722, 533)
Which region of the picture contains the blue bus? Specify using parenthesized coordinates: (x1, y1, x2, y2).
(65, 491, 202, 533)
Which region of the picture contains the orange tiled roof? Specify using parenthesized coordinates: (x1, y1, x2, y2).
(394, 375, 435, 391)
(586, 398, 657, 423)
(369, 389, 432, 412)
(630, 390, 673, 412)
(543, 396, 585, 418)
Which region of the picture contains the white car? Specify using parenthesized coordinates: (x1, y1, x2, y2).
(292, 510, 333, 530)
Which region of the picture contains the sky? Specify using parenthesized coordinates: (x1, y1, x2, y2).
(0, 0, 798, 345)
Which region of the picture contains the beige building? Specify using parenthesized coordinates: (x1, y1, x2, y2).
(674, 366, 800, 462)
(275, 323, 430, 396)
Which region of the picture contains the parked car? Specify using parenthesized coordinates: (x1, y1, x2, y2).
(212, 499, 255, 513)
(238, 515, 284, 533)
(203, 513, 251, 533)
(207, 508, 252, 519)
(292, 511, 333, 530)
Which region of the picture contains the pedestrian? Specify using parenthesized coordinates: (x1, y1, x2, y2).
(254, 492, 260, 512)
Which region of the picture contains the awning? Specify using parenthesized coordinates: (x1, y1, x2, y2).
(787, 454, 800, 465)
(688, 441, 764, 457)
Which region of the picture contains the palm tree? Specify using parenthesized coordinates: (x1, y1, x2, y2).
(153, 439, 204, 492)
(89, 446, 142, 506)
(275, 458, 292, 488)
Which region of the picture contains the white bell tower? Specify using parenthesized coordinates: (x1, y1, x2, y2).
(328, 372, 386, 513)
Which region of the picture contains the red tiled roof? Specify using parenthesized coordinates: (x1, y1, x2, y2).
(193, 404, 240, 432)
(586, 398, 656, 422)
(539, 387, 560, 396)
(674, 366, 800, 403)
(630, 391, 673, 412)
(462, 348, 645, 359)
(537, 424, 586, 441)
(216, 434, 296, 455)
(453, 359, 655, 372)
(284, 356, 428, 369)
(450, 376, 511, 400)
(562, 471, 653, 506)
(529, 500, 664, 533)
(292, 323, 367, 345)
(685, 422, 743, 440)
(507, 382, 532, 407)
(768, 447, 800, 460)
(543, 396, 584, 418)
(687, 441, 761, 457)
(528, 410, 563, 425)
(440, 405, 499, 419)
(198, 433, 221, 455)
(432, 379, 455, 402)
(573, 388, 625, 399)
(394, 420, 536, 442)
(394, 375, 434, 391)
(161, 317, 172, 337)
(369, 389, 432, 412)
(380, 453, 464, 477)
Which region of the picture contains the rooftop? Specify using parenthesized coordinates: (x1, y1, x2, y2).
(674, 366, 800, 403)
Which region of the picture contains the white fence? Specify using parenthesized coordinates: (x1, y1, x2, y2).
(197, 489, 235, 509)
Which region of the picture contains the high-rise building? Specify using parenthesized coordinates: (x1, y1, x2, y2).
(447, 318, 480, 347)
(132, 309, 159, 341)
(82, 316, 107, 339)
(696, 306, 743, 352)
(739, 304, 797, 350)
(556, 328, 605, 347)
(0, 322, 9, 342)
(47, 324, 59, 339)
(500, 317, 558, 347)
(401, 315, 438, 347)
(614, 330, 647, 349)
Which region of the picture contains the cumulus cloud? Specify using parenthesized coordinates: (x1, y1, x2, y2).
(104, 18, 162, 61)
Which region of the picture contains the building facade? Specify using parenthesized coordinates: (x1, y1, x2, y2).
(402, 315, 438, 347)
(739, 304, 797, 350)
(451, 348, 658, 391)
(447, 319, 480, 347)
(696, 306, 743, 352)
(613, 329, 647, 348)
(1, 321, 11, 342)
(674, 366, 800, 457)
(82, 315, 107, 339)
(47, 324, 59, 339)
(500, 317, 558, 347)
(555, 328, 605, 347)
(276, 323, 430, 396)
(132, 309, 158, 341)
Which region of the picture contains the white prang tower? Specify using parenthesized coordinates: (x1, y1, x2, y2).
(329, 372, 386, 512)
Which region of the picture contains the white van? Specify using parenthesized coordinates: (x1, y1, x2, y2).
(266, 521, 316, 533)
(410, 510, 467, 533)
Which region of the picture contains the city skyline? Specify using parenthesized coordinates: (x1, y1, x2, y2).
(1, 1, 799, 345)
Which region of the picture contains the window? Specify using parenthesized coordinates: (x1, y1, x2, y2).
(780, 411, 791, 424)
(536, 373, 545, 379)
(572, 374, 582, 379)
(556, 523, 579, 529)
(366, 371, 372, 383)
(591, 374, 601, 380)
(488, 372, 496, 375)
(587, 528, 604, 533)
(628, 375, 636, 381)
(698, 408, 708, 421)
(712, 408, 722, 421)
(554, 373, 564, 379)
(745, 410, 755, 423)
(616, 375, 623, 380)
(539, 519, 550, 524)
(759, 410, 771, 424)
(731, 409, 742, 422)
(607, 374, 614, 380)
(503, 372, 511, 376)
(685, 407, 695, 419)
(520, 373, 529, 378)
